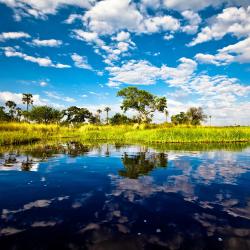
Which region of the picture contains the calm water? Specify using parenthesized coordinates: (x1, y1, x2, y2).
(0, 142, 249, 250)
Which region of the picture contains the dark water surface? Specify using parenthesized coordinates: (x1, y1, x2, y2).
(0, 142, 249, 250)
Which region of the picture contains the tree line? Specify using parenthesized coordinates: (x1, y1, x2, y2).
(0, 87, 207, 125)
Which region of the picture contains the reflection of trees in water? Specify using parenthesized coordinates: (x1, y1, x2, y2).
(66, 142, 90, 157)
(4, 153, 17, 165)
(21, 155, 33, 171)
(119, 152, 168, 179)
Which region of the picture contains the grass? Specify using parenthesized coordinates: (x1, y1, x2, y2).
(0, 122, 250, 146)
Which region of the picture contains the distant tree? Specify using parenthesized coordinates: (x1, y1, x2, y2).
(117, 87, 167, 123)
(16, 107, 22, 122)
(104, 107, 111, 124)
(96, 109, 102, 123)
(0, 106, 10, 121)
(28, 106, 62, 124)
(89, 114, 99, 124)
(22, 93, 33, 112)
(164, 110, 169, 122)
(171, 112, 189, 125)
(63, 106, 91, 124)
(186, 107, 207, 125)
(110, 113, 133, 125)
(5, 101, 17, 120)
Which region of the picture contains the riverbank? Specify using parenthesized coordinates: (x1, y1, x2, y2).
(0, 122, 250, 146)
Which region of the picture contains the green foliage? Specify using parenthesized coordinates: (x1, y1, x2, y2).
(22, 93, 33, 112)
(5, 101, 17, 120)
(27, 106, 62, 124)
(171, 112, 189, 125)
(0, 122, 249, 146)
(117, 87, 167, 123)
(63, 106, 92, 123)
(186, 107, 207, 125)
(171, 107, 207, 125)
(110, 113, 133, 125)
(0, 106, 10, 121)
(104, 107, 111, 124)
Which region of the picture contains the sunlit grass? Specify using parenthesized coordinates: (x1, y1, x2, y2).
(0, 122, 249, 146)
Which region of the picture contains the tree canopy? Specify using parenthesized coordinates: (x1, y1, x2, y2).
(27, 106, 62, 124)
(117, 87, 167, 123)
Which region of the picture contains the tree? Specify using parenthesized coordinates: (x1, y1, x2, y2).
(96, 109, 102, 123)
(104, 107, 111, 124)
(16, 107, 22, 122)
(22, 93, 33, 112)
(5, 101, 17, 120)
(171, 112, 189, 125)
(0, 106, 10, 121)
(186, 107, 207, 125)
(27, 106, 62, 124)
(110, 113, 133, 125)
(63, 106, 91, 124)
(117, 87, 167, 123)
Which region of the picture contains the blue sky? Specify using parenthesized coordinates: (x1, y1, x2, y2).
(0, 0, 249, 125)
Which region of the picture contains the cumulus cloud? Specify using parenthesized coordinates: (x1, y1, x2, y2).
(31, 39, 62, 47)
(189, 6, 250, 46)
(106, 60, 165, 86)
(195, 37, 250, 65)
(71, 53, 93, 70)
(145, 0, 249, 12)
(0, 0, 94, 19)
(2, 47, 71, 68)
(0, 31, 30, 41)
(0, 91, 46, 106)
(181, 10, 201, 34)
(80, 0, 180, 35)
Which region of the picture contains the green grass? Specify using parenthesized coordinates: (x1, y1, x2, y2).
(0, 122, 250, 146)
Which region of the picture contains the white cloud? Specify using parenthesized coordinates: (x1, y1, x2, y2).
(149, 0, 249, 12)
(113, 31, 130, 42)
(164, 34, 174, 40)
(181, 10, 201, 34)
(72, 30, 104, 46)
(44, 91, 76, 103)
(195, 37, 250, 65)
(64, 14, 82, 24)
(39, 81, 48, 87)
(106, 57, 197, 88)
(2, 47, 71, 68)
(0, 31, 30, 41)
(106, 60, 165, 86)
(31, 39, 62, 47)
(82, 0, 180, 35)
(0, 0, 94, 18)
(83, 0, 143, 35)
(0, 91, 46, 106)
(71, 53, 93, 70)
(162, 0, 222, 11)
(189, 6, 250, 46)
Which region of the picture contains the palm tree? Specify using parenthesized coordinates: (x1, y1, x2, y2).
(22, 93, 33, 112)
(104, 107, 111, 124)
(97, 109, 102, 123)
(5, 101, 17, 120)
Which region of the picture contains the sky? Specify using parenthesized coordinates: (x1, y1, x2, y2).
(0, 0, 250, 125)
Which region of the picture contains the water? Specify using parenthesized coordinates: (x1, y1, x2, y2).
(0, 142, 249, 250)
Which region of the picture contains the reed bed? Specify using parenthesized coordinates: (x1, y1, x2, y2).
(0, 122, 249, 146)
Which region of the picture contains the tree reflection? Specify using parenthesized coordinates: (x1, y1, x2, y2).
(21, 155, 33, 171)
(4, 153, 17, 166)
(119, 152, 168, 179)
